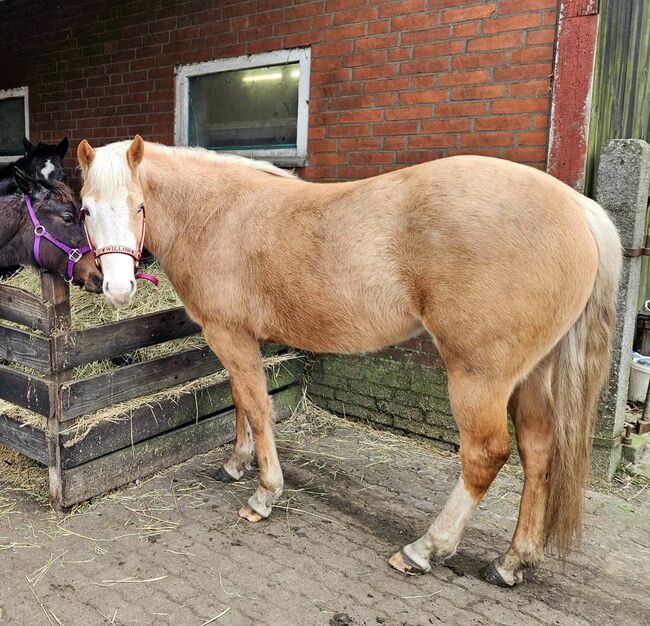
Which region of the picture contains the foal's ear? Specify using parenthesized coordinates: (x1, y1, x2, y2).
(56, 136, 69, 159)
(23, 137, 33, 154)
(127, 134, 145, 172)
(77, 139, 96, 172)
(13, 167, 36, 196)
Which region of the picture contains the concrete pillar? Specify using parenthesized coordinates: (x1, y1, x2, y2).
(593, 139, 650, 478)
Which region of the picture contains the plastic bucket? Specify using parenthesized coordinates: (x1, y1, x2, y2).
(629, 360, 650, 403)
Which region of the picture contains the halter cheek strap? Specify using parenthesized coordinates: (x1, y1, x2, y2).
(82, 205, 159, 286)
(24, 195, 91, 283)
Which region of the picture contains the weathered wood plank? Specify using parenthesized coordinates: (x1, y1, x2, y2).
(59, 358, 303, 469)
(0, 364, 52, 416)
(58, 385, 300, 509)
(0, 413, 48, 464)
(0, 284, 53, 332)
(59, 343, 284, 422)
(0, 323, 52, 373)
(52, 306, 202, 371)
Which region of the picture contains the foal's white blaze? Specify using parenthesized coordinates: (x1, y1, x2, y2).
(81, 143, 139, 307)
(40, 159, 55, 180)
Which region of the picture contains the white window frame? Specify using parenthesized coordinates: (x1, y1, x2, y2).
(175, 48, 310, 167)
(0, 86, 29, 163)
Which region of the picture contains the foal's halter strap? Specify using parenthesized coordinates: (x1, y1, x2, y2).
(24, 195, 91, 283)
(82, 205, 159, 286)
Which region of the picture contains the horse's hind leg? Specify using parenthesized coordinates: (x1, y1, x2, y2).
(483, 361, 554, 587)
(390, 371, 512, 575)
(215, 407, 255, 482)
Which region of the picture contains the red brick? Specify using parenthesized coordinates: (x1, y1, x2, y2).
(368, 20, 391, 35)
(374, 121, 420, 135)
(383, 137, 407, 149)
(343, 50, 387, 66)
(413, 40, 464, 58)
(329, 124, 372, 138)
(273, 17, 313, 36)
(338, 165, 383, 179)
(391, 14, 438, 31)
(526, 27, 556, 44)
(448, 147, 501, 157)
(338, 138, 383, 151)
(518, 130, 548, 145)
(401, 59, 450, 75)
(491, 98, 550, 113)
(438, 69, 490, 86)
(285, 2, 324, 20)
(324, 23, 366, 41)
(339, 109, 383, 124)
(533, 113, 549, 129)
(408, 134, 458, 149)
(451, 84, 505, 100)
(429, 0, 482, 9)
(452, 51, 506, 69)
(476, 114, 532, 130)
(481, 13, 540, 33)
(441, 3, 496, 24)
(349, 152, 395, 165)
(354, 33, 399, 51)
(325, 0, 366, 12)
(467, 32, 523, 51)
(436, 101, 487, 117)
(453, 22, 480, 37)
(334, 6, 380, 25)
(500, 0, 557, 14)
(309, 152, 347, 165)
(315, 40, 354, 56)
(398, 90, 448, 104)
(365, 77, 410, 93)
(378, 0, 426, 18)
(504, 146, 547, 161)
(384, 106, 432, 120)
(309, 138, 338, 152)
(411, 76, 436, 89)
(494, 63, 552, 81)
(388, 48, 411, 61)
(461, 131, 515, 147)
(508, 79, 551, 97)
(402, 26, 451, 45)
(327, 95, 374, 110)
(353, 64, 399, 80)
(396, 150, 445, 164)
(421, 118, 472, 133)
(510, 45, 554, 64)
(374, 93, 399, 106)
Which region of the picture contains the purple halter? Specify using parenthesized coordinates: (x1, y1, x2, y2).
(24, 195, 92, 283)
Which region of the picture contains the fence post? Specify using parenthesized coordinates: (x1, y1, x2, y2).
(593, 139, 650, 478)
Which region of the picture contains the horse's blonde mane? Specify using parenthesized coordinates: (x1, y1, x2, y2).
(86, 140, 295, 192)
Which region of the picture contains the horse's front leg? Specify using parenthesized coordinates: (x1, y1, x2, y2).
(204, 324, 283, 522)
(214, 404, 254, 483)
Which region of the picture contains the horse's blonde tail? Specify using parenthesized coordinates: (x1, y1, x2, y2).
(545, 197, 621, 556)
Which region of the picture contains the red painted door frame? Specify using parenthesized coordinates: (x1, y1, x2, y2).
(546, 0, 600, 191)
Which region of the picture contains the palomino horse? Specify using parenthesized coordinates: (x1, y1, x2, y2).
(77, 136, 620, 587)
(0, 137, 69, 195)
(0, 168, 102, 291)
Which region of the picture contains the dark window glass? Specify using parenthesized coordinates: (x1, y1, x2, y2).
(188, 63, 300, 150)
(0, 97, 25, 156)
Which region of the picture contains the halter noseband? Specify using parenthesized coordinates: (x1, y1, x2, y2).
(24, 195, 91, 283)
(82, 204, 158, 286)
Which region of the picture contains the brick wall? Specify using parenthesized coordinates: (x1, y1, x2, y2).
(0, 0, 560, 446)
(0, 0, 557, 181)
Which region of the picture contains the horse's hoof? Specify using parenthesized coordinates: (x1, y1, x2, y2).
(214, 466, 238, 483)
(239, 504, 265, 523)
(388, 550, 430, 576)
(482, 560, 522, 587)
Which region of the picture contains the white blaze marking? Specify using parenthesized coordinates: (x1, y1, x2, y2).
(40, 159, 55, 180)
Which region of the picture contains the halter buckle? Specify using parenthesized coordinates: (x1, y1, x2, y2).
(34, 225, 45, 236)
(68, 248, 83, 263)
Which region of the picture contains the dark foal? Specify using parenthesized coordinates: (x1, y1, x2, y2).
(0, 167, 101, 291)
(0, 137, 68, 195)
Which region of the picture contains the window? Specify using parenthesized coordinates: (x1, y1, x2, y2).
(0, 87, 28, 162)
(175, 48, 310, 166)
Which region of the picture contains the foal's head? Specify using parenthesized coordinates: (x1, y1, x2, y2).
(19, 137, 69, 185)
(77, 135, 146, 307)
(7, 168, 102, 291)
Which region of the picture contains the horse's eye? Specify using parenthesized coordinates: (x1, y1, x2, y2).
(62, 213, 74, 223)
(81, 206, 90, 218)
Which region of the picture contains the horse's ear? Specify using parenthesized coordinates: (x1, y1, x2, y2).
(56, 136, 69, 158)
(23, 137, 33, 154)
(127, 134, 145, 172)
(13, 167, 35, 195)
(77, 139, 96, 172)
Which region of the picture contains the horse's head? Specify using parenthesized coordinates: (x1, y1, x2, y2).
(22, 137, 69, 185)
(12, 168, 103, 292)
(77, 135, 146, 307)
